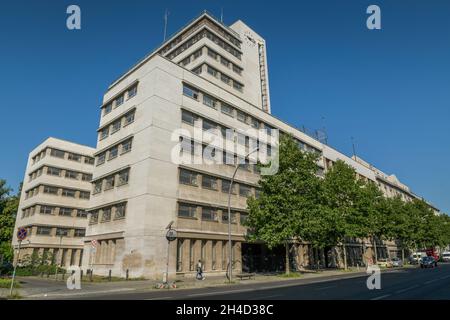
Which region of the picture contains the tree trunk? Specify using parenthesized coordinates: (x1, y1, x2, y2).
(373, 236, 378, 263)
(343, 244, 348, 270)
(285, 242, 290, 275)
(402, 248, 405, 264)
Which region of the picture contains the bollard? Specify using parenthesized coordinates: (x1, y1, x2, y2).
(89, 269, 93, 282)
(108, 270, 112, 281)
(80, 270, 83, 280)
(126, 269, 129, 280)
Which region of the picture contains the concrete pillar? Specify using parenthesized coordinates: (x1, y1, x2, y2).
(234, 242, 242, 272)
(216, 241, 223, 271)
(194, 239, 201, 267)
(181, 239, 190, 272)
(205, 240, 213, 271)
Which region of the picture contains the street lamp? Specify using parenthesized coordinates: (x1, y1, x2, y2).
(227, 147, 259, 283)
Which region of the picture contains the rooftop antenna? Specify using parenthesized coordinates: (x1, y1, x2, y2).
(351, 136, 357, 158)
(220, 7, 224, 23)
(163, 9, 170, 42)
(320, 116, 328, 145)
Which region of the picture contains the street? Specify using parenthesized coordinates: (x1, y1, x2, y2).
(53, 263, 450, 300)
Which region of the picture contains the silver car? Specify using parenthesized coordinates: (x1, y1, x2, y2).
(391, 257, 403, 267)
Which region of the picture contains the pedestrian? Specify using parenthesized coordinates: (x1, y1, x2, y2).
(196, 260, 205, 280)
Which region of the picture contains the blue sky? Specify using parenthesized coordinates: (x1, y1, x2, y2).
(0, 0, 449, 213)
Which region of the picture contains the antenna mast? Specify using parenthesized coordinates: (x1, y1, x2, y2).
(220, 8, 224, 22)
(163, 9, 170, 42)
(351, 136, 357, 158)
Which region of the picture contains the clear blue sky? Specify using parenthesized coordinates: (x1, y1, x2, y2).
(0, 1, 449, 213)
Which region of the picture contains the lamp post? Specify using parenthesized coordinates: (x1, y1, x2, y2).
(227, 147, 259, 283)
(55, 235, 63, 280)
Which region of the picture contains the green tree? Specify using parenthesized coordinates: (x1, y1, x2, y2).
(246, 134, 321, 274)
(0, 179, 20, 263)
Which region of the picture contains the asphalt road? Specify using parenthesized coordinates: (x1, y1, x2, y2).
(62, 262, 450, 300)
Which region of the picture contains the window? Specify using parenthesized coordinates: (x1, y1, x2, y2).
(62, 189, 76, 198)
(56, 228, 70, 236)
(202, 119, 217, 131)
(90, 211, 98, 224)
(74, 229, 85, 237)
(255, 189, 261, 199)
(237, 110, 247, 123)
(108, 146, 118, 160)
(105, 176, 115, 190)
(202, 175, 218, 190)
(240, 213, 248, 224)
(127, 85, 137, 99)
(118, 169, 130, 186)
(99, 127, 109, 140)
(124, 111, 135, 125)
(233, 65, 242, 75)
(121, 139, 132, 154)
(220, 57, 230, 67)
(111, 120, 121, 134)
(59, 207, 73, 217)
(37, 227, 52, 236)
(82, 173, 93, 181)
(183, 85, 199, 100)
(68, 153, 81, 162)
(97, 153, 106, 166)
(85, 157, 95, 165)
(101, 207, 112, 222)
(79, 191, 90, 199)
(193, 49, 202, 59)
(233, 81, 243, 91)
(182, 110, 196, 125)
(77, 210, 88, 218)
(207, 48, 217, 59)
(239, 185, 252, 197)
(44, 186, 58, 195)
(115, 95, 124, 107)
(103, 103, 112, 116)
(221, 180, 236, 194)
(192, 66, 202, 75)
(50, 149, 65, 159)
(179, 169, 197, 186)
(207, 66, 217, 77)
(203, 94, 217, 109)
(47, 167, 61, 176)
(115, 203, 126, 219)
(40, 206, 54, 215)
(180, 56, 190, 66)
(178, 203, 197, 218)
(221, 74, 231, 85)
(202, 207, 217, 221)
(65, 170, 78, 179)
(251, 118, 260, 129)
(221, 103, 234, 117)
(222, 211, 237, 223)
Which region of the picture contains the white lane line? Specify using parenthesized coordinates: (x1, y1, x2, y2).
(316, 285, 337, 291)
(371, 294, 392, 300)
(440, 275, 450, 280)
(145, 296, 173, 300)
(424, 279, 439, 285)
(395, 285, 419, 294)
(188, 288, 254, 297)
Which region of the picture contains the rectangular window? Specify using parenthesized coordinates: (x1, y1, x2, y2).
(193, 49, 202, 59)
(111, 120, 121, 134)
(103, 103, 112, 116)
(79, 191, 90, 200)
(40, 205, 54, 215)
(115, 95, 124, 107)
(47, 167, 61, 176)
(65, 170, 78, 179)
(68, 153, 81, 162)
(207, 49, 217, 60)
(99, 127, 109, 140)
(251, 118, 260, 129)
(183, 85, 199, 100)
(81, 173, 93, 181)
(203, 94, 217, 109)
(221, 103, 234, 117)
(105, 176, 115, 190)
(202, 175, 218, 190)
(62, 189, 76, 198)
(192, 66, 202, 75)
(179, 169, 197, 186)
(180, 56, 190, 66)
(240, 213, 248, 224)
(121, 139, 132, 154)
(101, 208, 112, 222)
(232, 65, 242, 75)
(207, 66, 217, 77)
(118, 169, 130, 186)
(76, 210, 88, 218)
(202, 119, 217, 131)
(74, 229, 86, 237)
(97, 153, 106, 166)
(239, 185, 252, 197)
(56, 228, 70, 236)
(43, 186, 58, 195)
(124, 111, 135, 126)
(237, 110, 247, 123)
(37, 227, 52, 236)
(84, 157, 95, 165)
(89, 211, 98, 224)
(222, 211, 237, 224)
(181, 110, 196, 125)
(221, 74, 231, 85)
(220, 57, 230, 67)
(221, 180, 236, 194)
(115, 203, 126, 219)
(233, 81, 243, 91)
(202, 207, 217, 221)
(59, 207, 73, 217)
(50, 149, 65, 159)
(127, 85, 137, 99)
(178, 203, 197, 218)
(108, 146, 118, 160)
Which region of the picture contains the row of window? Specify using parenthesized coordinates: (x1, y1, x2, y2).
(194, 63, 243, 92)
(166, 29, 242, 61)
(32, 147, 94, 166)
(89, 202, 127, 224)
(96, 138, 133, 166)
(206, 47, 243, 75)
(25, 184, 90, 200)
(29, 166, 92, 182)
(179, 48, 203, 67)
(32, 225, 86, 237)
(99, 110, 135, 141)
(178, 202, 248, 224)
(179, 168, 259, 197)
(92, 168, 130, 194)
(102, 84, 138, 116)
(22, 204, 88, 219)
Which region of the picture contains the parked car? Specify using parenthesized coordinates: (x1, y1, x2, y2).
(420, 256, 437, 268)
(409, 252, 426, 264)
(391, 257, 403, 267)
(441, 252, 450, 262)
(377, 258, 393, 268)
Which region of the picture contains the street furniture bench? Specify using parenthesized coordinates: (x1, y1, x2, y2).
(236, 273, 256, 280)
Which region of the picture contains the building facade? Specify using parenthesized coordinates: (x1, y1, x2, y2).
(12, 138, 95, 267)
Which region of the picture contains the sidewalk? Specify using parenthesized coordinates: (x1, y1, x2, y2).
(1, 266, 414, 299)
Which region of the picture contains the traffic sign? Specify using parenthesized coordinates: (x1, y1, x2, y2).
(166, 229, 177, 242)
(91, 239, 98, 248)
(17, 227, 27, 241)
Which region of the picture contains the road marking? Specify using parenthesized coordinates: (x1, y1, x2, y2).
(316, 285, 337, 291)
(29, 288, 134, 298)
(440, 275, 450, 280)
(188, 288, 254, 297)
(424, 279, 439, 285)
(371, 294, 391, 300)
(145, 296, 173, 300)
(395, 285, 419, 294)
(250, 294, 282, 300)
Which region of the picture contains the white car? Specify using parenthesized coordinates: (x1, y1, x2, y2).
(441, 252, 450, 262)
(391, 257, 404, 267)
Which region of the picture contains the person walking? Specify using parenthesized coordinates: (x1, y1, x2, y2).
(196, 260, 205, 280)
